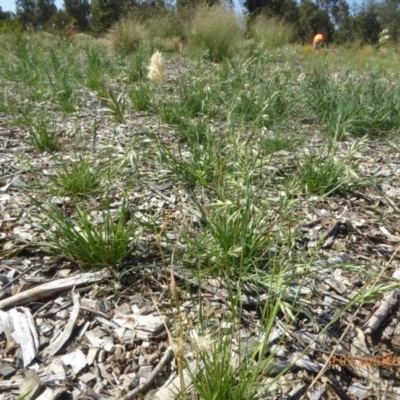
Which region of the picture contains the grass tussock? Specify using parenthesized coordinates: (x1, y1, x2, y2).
(104, 16, 147, 55)
(105, 10, 187, 55)
(248, 15, 296, 50)
(189, 4, 243, 62)
(33, 198, 136, 269)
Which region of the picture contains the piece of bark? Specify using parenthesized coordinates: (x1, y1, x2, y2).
(364, 289, 400, 334)
(42, 290, 80, 357)
(60, 349, 87, 374)
(308, 384, 326, 400)
(0, 307, 39, 367)
(11, 308, 40, 367)
(349, 327, 382, 396)
(97, 362, 114, 383)
(0, 310, 13, 341)
(347, 382, 372, 399)
(0, 373, 65, 390)
(0, 269, 111, 309)
(46, 358, 66, 380)
(19, 369, 43, 400)
(113, 313, 166, 338)
(86, 347, 99, 365)
(324, 371, 353, 400)
(0, 363, 15, 377)
(153, 359, 201, 400)
(80, 372, 97, 384)
(36, 388, 53, 400)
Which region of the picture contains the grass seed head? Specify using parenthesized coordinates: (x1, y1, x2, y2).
(147, 50, 165, 84)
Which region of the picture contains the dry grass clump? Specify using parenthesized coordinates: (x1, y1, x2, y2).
(104, 16, 146, 54)
(104, 10, 187, 55)
(189, 3, 243, 62)
(248, 15, 295, 49)
(143, 10, 187, 52)
(70, 33, 94, 44)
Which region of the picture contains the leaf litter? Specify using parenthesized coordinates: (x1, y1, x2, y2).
(1, 50, 400, 399)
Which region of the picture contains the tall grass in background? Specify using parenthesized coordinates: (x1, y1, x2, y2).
(105, 9, 186, 55)
(188, 3, 243, 62)
(248, 15, 296, 50)
(142, 9, 187, 52)
(105, 16, 147, 55)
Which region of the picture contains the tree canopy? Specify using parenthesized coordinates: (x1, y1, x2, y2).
(7, 0, 398, 47)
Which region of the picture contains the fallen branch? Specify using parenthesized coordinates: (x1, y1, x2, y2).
(0, 269, 112, 309)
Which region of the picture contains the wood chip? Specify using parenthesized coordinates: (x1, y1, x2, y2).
(42, 289, 80, 357)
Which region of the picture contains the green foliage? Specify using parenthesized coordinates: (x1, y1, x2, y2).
(32, 197, 136, 269)
(16, 0, 36, 29)
(50, 159, 103, 196)
(0, 18, 21, 33)
(100, 86, 126, 123)
(182, 185, 274, 278)
(84, 46, 107, 90)
(291, 142, 378, 196)
(230, 67, 294, 128)
(261, 131, 301, 154)
(0, 6, 13, 21)
(305, 71, 399, 140)
(158, 71, 219, 123)
(45, 10, 73, 31)
(243, 0, 298, 22)
(187, 334, 266, 400)
(27, 117, 59, 152)
(16, 0, 57, 29)
(297, 0, 333, 43)
(154, 124, 225, 189)
(45, 49, 79, 112)
(293, 154, 351, 196)
(64, 0, 90, 30)
(129, 82, 153, 111)
(177, 118, 210, 144)
(126, 46, 149, 81)
(89, 0, 134, 33)
(353, 5, 381, 46)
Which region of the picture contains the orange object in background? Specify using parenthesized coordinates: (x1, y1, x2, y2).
(312, 34, 325, 49)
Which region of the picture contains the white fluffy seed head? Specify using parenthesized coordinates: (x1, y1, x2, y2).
(147, 50, 165, 84)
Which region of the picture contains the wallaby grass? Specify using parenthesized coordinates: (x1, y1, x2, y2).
(1, 19, 399, 398)
(304, 70, 400, 140)
(48, 158, 107, 197)
(32, 197, 136, 269)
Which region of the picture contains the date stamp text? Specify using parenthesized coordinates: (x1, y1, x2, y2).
(328, 355, 400, 367)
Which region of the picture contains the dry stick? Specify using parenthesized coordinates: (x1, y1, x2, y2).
(122, 346, 174, 400)
(300, 245, 400, 399)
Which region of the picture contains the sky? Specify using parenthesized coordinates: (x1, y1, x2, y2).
(2, 0, 64, 12)
(0, 0, 363, 14)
